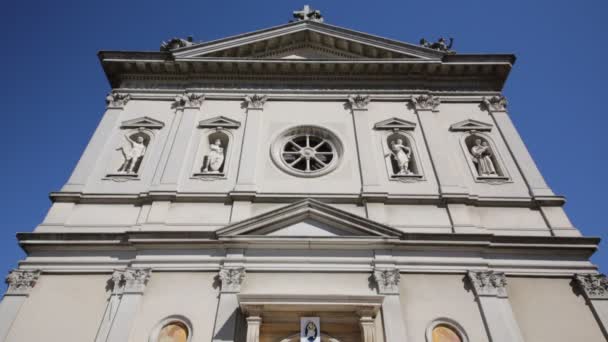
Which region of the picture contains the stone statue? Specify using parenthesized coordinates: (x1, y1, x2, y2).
(116, 134, 146, 174)
(160, 36, 194, 51)
(470, 138, 497, 176)
(202, 139, 225, 173)
(419, 37, 455, 53)
(292, 5, 324, 23)
(305, 321, 318, 341)
(386, 139, 412, 175)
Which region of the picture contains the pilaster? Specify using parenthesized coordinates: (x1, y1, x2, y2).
(245, 315, 262, 342)
(213, 266, 246, 342)
(372, 267, 407, 342)
(0, 269, 40, 342)
(467, 271, 524, 342)
(574, 273, 608, 339)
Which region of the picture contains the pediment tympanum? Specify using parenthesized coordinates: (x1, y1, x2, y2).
(374, 117, 417, 131)
(120, 116, 165, 129)
(216, 199, 402, 238)
(198, 116, 241, 129)
(450, 119, 493, 132)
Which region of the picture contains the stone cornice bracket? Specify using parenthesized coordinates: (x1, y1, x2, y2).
(243, 94, 268, 110)
(106, 91, 131, 109)
(373, 268, 400, 295)
(109, 268, 151, 294)
(575, 273, 608, 300)
(467, 270, 508, 298)
(347, 94, 371, 111)
(5, 269, 41, 296)
(174, 92, 205, 109)
(411, 93, 440, 112)
(482, 95, 508, 113)
(219, 266, 246, 293)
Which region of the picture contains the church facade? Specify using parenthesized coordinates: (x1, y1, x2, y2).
(1, 6, 607, 342)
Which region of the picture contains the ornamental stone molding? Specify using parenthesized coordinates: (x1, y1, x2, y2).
(110, 268, 151, 294)
(347, 94, 371, 111)
(219, 266, 246, 293)
(467, 271, 508, 297)
(106, 92, 131, 108)
(243, 94, 268, 110)
(174, 92, 205, 109)
(575, 273, 608, 300)
(373, 268, 400, 295)
(411, 94, 440, 112)
(482, 95, 508, 112)
(5, 269, 41, 296)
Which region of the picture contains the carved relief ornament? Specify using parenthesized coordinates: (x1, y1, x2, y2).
(482, 95, 508, 112)
(106, 92, 131, 108)
(6, 269, 41, 295)
(244, 94, 268, 110)
(174, 92, 205, 109)
(411, 94, 440, 112)
(373, 268, 400, 295)
(347, 94, 371, 110)
(575, 273, 608, 300)
(219, 266, 246, 293)
(467, 270, 508, 297)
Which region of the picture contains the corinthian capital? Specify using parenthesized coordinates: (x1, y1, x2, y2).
(219, 266, 246, 293)
(6, 269, 41, 295)
(575, 273, 608, 300)
(373, 268, 400, 295)
(106, 92, 131, 108)
(467, 271, 508, 297)
(107, 268, 151, 294)
(174, 92, 205, 109)
(482, 95, 508, 112)
(411, 94, 440, 112)
(347, 94, 371, 111)
(243, 94, 268, 110)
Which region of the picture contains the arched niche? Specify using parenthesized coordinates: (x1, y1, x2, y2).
(425, 318, 469, 342)
(460, 133, 509, 183)
(193, 128, 234, 179)
(148, 315, 193, 342)
(106, 128, 155, 179)
(381, 131, 424, 182)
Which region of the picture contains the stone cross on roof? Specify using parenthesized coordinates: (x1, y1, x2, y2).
(292, 5, 324, 23)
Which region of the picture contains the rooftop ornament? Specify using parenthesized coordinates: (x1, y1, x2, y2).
(419, 37, 455, 54)
(292, 5, 324, 23)
(160, 36, 194, 51)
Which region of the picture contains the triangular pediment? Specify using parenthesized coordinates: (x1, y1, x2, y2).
(173, 21, 442, 60)
(217, 199, 403, 238)
(120, 116, 164, 129)
(374, 117, 417, 131)
(198, 116, 241, 129)
(450, 119, 493, 132)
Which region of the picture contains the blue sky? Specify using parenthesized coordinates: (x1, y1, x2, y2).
(0, 0, 607, 289)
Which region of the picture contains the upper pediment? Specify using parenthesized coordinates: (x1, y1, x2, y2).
(172, 21, 442, 60)
(217, 199, 403, 238)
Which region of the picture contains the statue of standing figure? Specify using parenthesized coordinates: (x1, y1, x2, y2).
(470, 138, 497, 176)
(386, 138, 412, 175)
(116, 133, 146, 174)
(202, 139, 225, 173)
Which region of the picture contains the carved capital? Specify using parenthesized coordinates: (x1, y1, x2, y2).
(109, 268, 151, 294)
(467, 271, 508, 297)
(6, 269, 40, 296)
(244, 94, 268, 110)
(411, 94, 440, 111)
(174, 92, 205, 109)
(219, 266, 246, 293)
(482, 95, 508, 112)
(575, 273, 608, 300)
(106, 92, 131, 108)
(347, 94, 371, 111)
(373, 268, 400, 295)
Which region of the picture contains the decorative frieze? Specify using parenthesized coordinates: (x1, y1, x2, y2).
(219, 266, 246, 293)
(467, 270, 508, 297)
(5, 269, 40, 295)
(482, 95, 508, 112)
(411, 94, 440, 112)
(347, 94, 371, 111)
(244, 94, 268, 110)
(174, 92, 205, 109)
(575, 273, 608, 300)
(373, 268, 400, 295)
(106, 92, 131, 108)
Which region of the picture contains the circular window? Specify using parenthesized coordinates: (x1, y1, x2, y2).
(271, 126, 343, 177)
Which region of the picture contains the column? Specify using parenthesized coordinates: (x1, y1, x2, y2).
(155, 93, 205, 189)
(467, 271, 524, 342)
(574, 273, 608, 339)
(359, 314, 377, 342)
(212, 266, 246, 342)
(347, 95, 384, 197)
(245, 315, 262, 342)
(372, 268, 408, 342)
(484, 96, 554, 198)
(0, 269, 40, 342)
(232, 95, 267, 195)
(104, 268, 151, 342)
(62, 93, 129, 192)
